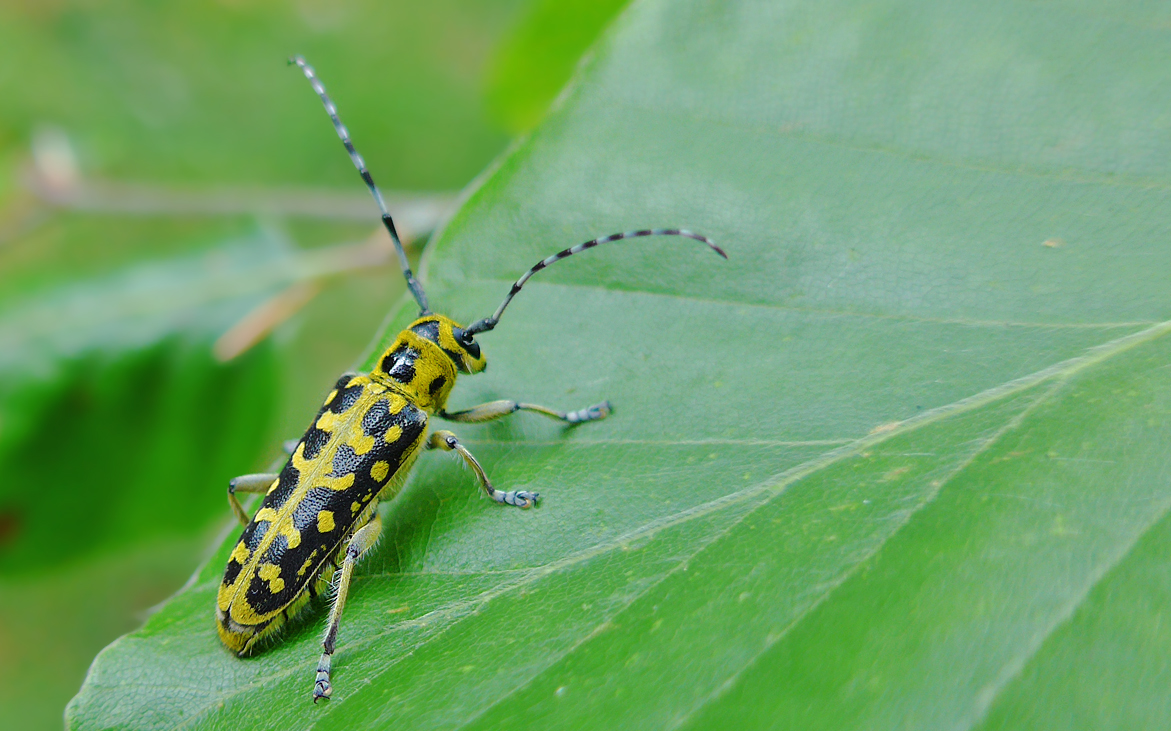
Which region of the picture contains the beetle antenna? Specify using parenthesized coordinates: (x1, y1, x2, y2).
(290, 55, 430, 315)
(465, 228, 725, 335)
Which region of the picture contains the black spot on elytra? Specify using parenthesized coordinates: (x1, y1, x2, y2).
(222, 548, 244, 585)
(332, 444, 362, 477)
(301, 427, 330, 460)
(330, 384, 363, 414)
(291, 487, 334, 534)
(245, 574, 281, 613)
(241, 518, 268, 554)
(265, 533, 289, 565)
(361, 399, 392, 437)
(428, 375, 447, 396)
(246, 533, 297, 614)
(266, 463, 299, 508)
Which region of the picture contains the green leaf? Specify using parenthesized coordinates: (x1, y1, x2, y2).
(0, 231, 292, 571)
(0, 1, 516, 188)
(485, 0, 631, 133)
(69, 0, 1171, 729)
(0, 534, 209, 731)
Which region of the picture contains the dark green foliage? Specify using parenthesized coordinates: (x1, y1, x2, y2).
(69, 0, 1171, 729)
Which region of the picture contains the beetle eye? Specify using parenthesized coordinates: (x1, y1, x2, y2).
(458, 329, 474, 345)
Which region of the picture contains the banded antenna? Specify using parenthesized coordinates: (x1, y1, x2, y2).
(465, 228, 726, 335)
(290, 55, 430, 314)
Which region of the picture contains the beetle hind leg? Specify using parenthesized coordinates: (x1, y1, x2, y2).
(313, 512, 383, 702)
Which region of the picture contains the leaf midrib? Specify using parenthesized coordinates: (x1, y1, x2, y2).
(666, 377, 1066, 729)
(962, 494, 1171, 731)
(154, 317, 1171, 728)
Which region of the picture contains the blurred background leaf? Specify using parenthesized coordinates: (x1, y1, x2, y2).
(65, 0, 1171, 730)
(484, 0, 630, 133)
(0, 0, 622, 728)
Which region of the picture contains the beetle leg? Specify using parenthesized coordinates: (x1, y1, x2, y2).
(426, 430, 539, 508)
(227, 473, 279, 526)
(439, 399, 611, 426)
(313, 512, 383, 702)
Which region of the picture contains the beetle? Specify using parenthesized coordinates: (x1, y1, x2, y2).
(215, 56, 727, 702)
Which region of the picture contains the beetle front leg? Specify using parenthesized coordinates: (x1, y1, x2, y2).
(439, 399, 611, 426)
(426, 430, 539, 508)
(313, 512, 383, 702)
(227, 473, 279, 526)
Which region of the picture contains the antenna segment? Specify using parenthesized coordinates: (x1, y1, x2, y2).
(290, 55, 430, 314)
(465, 228, 725, 335)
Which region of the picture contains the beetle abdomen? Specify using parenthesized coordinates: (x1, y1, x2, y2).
(216, 374, 427, 652)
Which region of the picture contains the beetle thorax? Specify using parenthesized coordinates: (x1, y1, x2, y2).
(368, 314, 486, 411)
(370, 330, 459, 412)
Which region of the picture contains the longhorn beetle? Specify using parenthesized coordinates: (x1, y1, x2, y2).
(215, 56, 727, 702)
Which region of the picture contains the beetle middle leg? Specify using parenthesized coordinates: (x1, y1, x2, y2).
(426, 430, 539, 508)
(313, 511, 383, 702)
(439, 399, 611, 425)
(227, 473, 279, 526)
(227, 440, 299, 525)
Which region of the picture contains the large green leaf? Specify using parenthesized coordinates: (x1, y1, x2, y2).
(484, 0, 631, 132)
(68, 0, 1171, 728)
(0, 231, 298, 572)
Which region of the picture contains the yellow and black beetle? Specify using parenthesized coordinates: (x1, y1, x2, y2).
(215, 56, 726, 702)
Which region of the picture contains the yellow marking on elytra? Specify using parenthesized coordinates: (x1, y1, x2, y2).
(216, 582, 235, 612)
(266, 478, 280, 495)
(319, 473, 356, 491)
(348, 432, 376, 455)
(371, 461, 390, 482)
(291, 442, 316, 475)
(298, 557, 315, 576)
(254, 507, 279, 523)
(258, 563, 285, 594)
(317, 410, 341, 432)
(318, 511, 336, 533)
(324, 389, 338, 407)
(276, 520, 302, 549)
(386, 392, 406, 414)
(351, 501, 362, 514)
(230, 542, 251, 565)
(384, 424, 402, 445)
